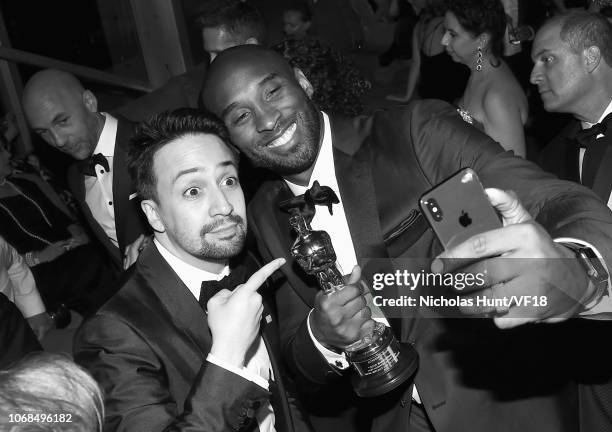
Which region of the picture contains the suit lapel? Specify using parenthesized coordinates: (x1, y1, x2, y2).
(112, 118, 143, 254)
(260, 302, 294, 432)
(137, 244, 211, 355)
(328, 114, 393, 262)
(68, 164, 121, 267)
(591, 134, 612, 203)
(240, 251, 294, 432)
(330, 115, 403, 337)
(564, 121, 582, 184)
(332, 144, 390, 261)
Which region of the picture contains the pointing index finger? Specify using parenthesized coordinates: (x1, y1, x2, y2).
(237, 258, 286, 293)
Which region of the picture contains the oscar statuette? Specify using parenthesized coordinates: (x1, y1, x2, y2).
(281, 183, 418, 397)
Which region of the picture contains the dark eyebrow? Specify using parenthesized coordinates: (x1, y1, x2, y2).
(221, 103, 238, 121)
(532, 48, 550, 61)
(174, 167, 201, 183)
(173, 160, 237, 183)
(218, 160, 237, 170)
(260, 73, 279, 86)
(34, 113, 68, 132)
(220, 73, 281, 120)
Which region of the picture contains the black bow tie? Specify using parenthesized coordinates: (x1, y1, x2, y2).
(79, 153, 110, 177)
(198, 265, 248, 310)
(573, 112, 612, 189)
(279, 181, 340, 222)
(575, 112, 612, 148)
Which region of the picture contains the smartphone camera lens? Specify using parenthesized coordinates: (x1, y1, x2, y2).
(426, 198, 443, 222)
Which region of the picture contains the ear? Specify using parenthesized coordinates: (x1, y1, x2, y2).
(141, 200, 166, 233)
(293, 67, 314, 98)
(82, 90, 98, 113)
(584, 46, 602, 72)
(245, 37, 260, 46)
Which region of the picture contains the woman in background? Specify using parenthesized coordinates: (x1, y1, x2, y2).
(442, 0, 528, 157)
(387, 0, 469, 103)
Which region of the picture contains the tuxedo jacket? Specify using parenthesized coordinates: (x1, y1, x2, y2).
(73, 243, 312, 432)
(540, 119, 612, 204)
(67, 117, 149, 269)
(540, 120, 612, 432)
(247, 100, 612, 432)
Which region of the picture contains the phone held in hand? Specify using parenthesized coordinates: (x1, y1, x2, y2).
(419, 168, 502, 250)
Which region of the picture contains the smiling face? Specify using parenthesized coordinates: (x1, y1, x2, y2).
(142, 133, 246, 270)
(203, 47, 321, 184)
(530, 22, 590, 114)
(441, 11, 481, 67)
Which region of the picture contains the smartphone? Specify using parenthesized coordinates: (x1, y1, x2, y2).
(419, 168, 502, 250)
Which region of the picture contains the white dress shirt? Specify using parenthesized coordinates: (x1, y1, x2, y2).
(84, 113, 118, 248)
(153, 239, 275, 432)
(0, 236, 45, 318)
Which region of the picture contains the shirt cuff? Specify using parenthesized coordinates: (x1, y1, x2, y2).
(555, 237, 612, 316)
(206, 353, 269, 390)
(14, 291, 46, 318)
(307, 310, 350, 369)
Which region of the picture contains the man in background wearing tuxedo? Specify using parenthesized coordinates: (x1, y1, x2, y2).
(22, 69, 149, 271)
(531, 10, 612, 432)
(534, 10, 612, 208)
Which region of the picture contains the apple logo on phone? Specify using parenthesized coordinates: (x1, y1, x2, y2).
(459, 210, 472, 227)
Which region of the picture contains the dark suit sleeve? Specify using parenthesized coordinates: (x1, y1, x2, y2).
(405, 100, 612, 260)
(74, 314, 269, 432)
(112, 119, 152, 256)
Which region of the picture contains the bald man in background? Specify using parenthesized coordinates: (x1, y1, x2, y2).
(22, 69, 150, 272)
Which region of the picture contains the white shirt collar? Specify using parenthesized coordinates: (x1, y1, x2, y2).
(581, 99, 612, 129)
(285, 112, 337, 196)
(93, 113, 118, 157)
(153, 238, 230, 300)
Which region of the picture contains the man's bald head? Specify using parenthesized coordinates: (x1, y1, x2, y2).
(23, 69, 85, 101)
(22, 69, 104, 160)
(201, 45, 321, 185)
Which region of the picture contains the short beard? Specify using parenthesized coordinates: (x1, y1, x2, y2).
(247, 99, 321, 175)
(193, 214, 247, 260)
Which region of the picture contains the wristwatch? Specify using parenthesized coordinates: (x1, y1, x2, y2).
(563, 243, 609, 309)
